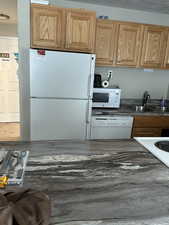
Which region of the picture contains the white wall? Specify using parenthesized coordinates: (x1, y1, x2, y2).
(52, 0, 169, 99)
(18, 0, 30, 141)
(95, 67, 169, 99)
(0, 24, 17, 37)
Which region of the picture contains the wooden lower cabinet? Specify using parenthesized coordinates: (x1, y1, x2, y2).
(133, 115, 169, 128)
(132, 127, 162, 137)
(132, 116, 169, 137)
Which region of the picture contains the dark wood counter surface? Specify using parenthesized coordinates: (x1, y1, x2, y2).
(0, 140, 169, 225)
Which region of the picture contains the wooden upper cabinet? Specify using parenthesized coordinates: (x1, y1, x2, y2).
(164, 30, 169, 68)
(31, 4, 96, 53)
(95, 19, 115, 66)
(140, 25, 168, 68)
(31, 4, 65, 50)
(114, 22, 142, 67)
(65, 9, 96, 53)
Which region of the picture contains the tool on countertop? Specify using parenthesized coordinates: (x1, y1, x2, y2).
(0, 150, 29, 187)
(0, 176, 8, 188)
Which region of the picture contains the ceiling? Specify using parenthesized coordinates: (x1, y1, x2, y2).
(66, 0, 169, 14)
(0, 0, 17, 24)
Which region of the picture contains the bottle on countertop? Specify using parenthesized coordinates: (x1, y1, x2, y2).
(160, 97, 165, 107)
(160, 97, 166, 112)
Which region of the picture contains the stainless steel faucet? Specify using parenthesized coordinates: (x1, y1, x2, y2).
(142, 91, 150, 106)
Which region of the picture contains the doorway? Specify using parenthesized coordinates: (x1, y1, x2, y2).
(0, 37, 20, 141)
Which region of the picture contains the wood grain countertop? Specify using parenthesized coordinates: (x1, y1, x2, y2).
(92, 108, 169, 117)
(0, 140, 169, 225)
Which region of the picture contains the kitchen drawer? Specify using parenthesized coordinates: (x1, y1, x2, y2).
(134, 116, 169, 128)
(132, 127, 162, 137)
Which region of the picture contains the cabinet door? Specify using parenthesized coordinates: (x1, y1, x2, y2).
(95, 19, 115, 66)
(133, 116, 169, 128)
(31, 4, 65, 50)
(164, 30, 169, 68)
(114, 22, 142, 67)
(140, 25, 168, 68)
(132, 128, 162, 137)
(65, 9, 96, 53)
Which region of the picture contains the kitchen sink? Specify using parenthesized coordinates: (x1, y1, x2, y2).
(135, 105, 168, 113)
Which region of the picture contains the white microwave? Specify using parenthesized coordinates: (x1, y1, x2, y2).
(92, 88, 121, 108)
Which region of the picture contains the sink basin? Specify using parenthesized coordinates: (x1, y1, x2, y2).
(135, 105, 154, 112)
(135, 105, 144, 112)
(135, 105, 168, 113)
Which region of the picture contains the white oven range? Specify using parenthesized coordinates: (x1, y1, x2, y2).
(135, 137, 169, 167)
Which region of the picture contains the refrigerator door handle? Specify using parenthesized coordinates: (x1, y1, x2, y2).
(87, 74, 92, 98)
(88, 55, 95, 99)
(86, 100, 92, 139)
(86, 102, 89, 124)
(86, 100, 93, 124)
(86, 101, 90, 124)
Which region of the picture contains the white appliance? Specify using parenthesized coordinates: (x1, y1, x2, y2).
(90, 116, 133, 139)
(92, 88, 121, 108)
(135, 137, 169, 167)
(30, 49, 95, 140)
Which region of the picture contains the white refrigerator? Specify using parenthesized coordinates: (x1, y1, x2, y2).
(30, 49, 95, 140)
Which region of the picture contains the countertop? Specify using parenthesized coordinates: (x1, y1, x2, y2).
(92, 105, 169, 117)
(1, 140, 169, 225)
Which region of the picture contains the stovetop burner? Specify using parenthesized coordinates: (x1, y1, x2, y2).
(135, 138, 169, 168)
(155, 141, 169, 152)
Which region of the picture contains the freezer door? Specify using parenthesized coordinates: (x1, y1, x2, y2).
(30, 50, 95, 99)
(30, 98, 89, 140)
